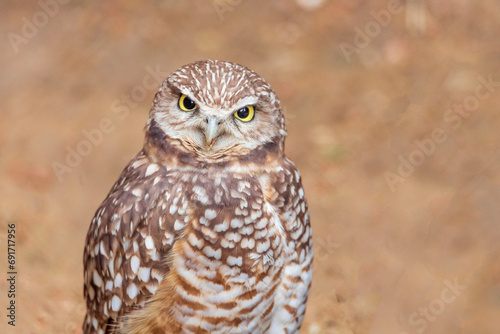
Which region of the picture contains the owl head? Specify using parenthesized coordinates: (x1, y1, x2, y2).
(145, 60, 287, 166)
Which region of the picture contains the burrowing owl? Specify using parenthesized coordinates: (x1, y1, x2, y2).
(83, 60, 313, 334)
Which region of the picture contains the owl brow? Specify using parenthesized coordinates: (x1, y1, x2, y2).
(168, 83, 203, 106)
(166, 83, 184, 97)
(231, 96, 259, 111)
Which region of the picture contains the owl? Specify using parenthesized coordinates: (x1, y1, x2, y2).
(83, 60, 313, 334)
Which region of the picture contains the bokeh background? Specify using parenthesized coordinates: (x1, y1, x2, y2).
(1, 0, 500, 333)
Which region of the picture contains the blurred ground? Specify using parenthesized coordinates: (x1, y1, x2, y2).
(1, 0, 500, 333)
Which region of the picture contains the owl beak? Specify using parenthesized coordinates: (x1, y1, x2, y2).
(205, 116, 219, 148)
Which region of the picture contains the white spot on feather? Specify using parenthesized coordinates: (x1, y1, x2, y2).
(93, 271, 102, 287)
(145, 164, 160, 176)
(193, 186, 209, 204)
(230, 218, 243, 228)
(203, 246, 221, 259)
(130, 256, 140, 274)
(227, 256, 242, 266)
(114, 273, 122, 288)
(138, 267, 151, 282)
(205, 209, 217, 220)
(127, 283, 139, 299)
(99, 241, 108, 258)
(174, 219, 184, 231)
(111, 295, 122, 311)
(214, 220, 229, 232)
(145, 236, 154, 249)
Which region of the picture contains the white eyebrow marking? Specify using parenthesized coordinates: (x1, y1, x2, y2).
(179, 88, 194, 98)
(178, 88, 205, 107)
(232, 96, 259, 111)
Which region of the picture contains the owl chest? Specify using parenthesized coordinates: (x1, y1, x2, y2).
(170, 172, 288, 283)
(163, 174, 288, 330)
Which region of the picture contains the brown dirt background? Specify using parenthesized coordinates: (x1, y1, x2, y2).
(1, 0, 500, 333)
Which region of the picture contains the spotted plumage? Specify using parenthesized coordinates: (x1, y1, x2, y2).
(83, 60, 313, 334)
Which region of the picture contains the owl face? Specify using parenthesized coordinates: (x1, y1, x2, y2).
(149, 60, 286, 160)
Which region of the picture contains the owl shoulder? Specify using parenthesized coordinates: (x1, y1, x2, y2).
(85, 151, 175, 259)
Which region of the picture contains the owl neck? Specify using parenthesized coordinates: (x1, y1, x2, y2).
(144, 120, 285, 169)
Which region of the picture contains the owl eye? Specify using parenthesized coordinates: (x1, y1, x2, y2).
(179, 94, 197, 111)
(234, 106, 255, 122)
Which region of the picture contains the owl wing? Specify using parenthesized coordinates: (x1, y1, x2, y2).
(83, 151, 180, 334)
(269, 158, 313, 333)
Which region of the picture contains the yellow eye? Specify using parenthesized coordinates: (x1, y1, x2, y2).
(179, 94, 197, 111)
(234, 106, 255, 122)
